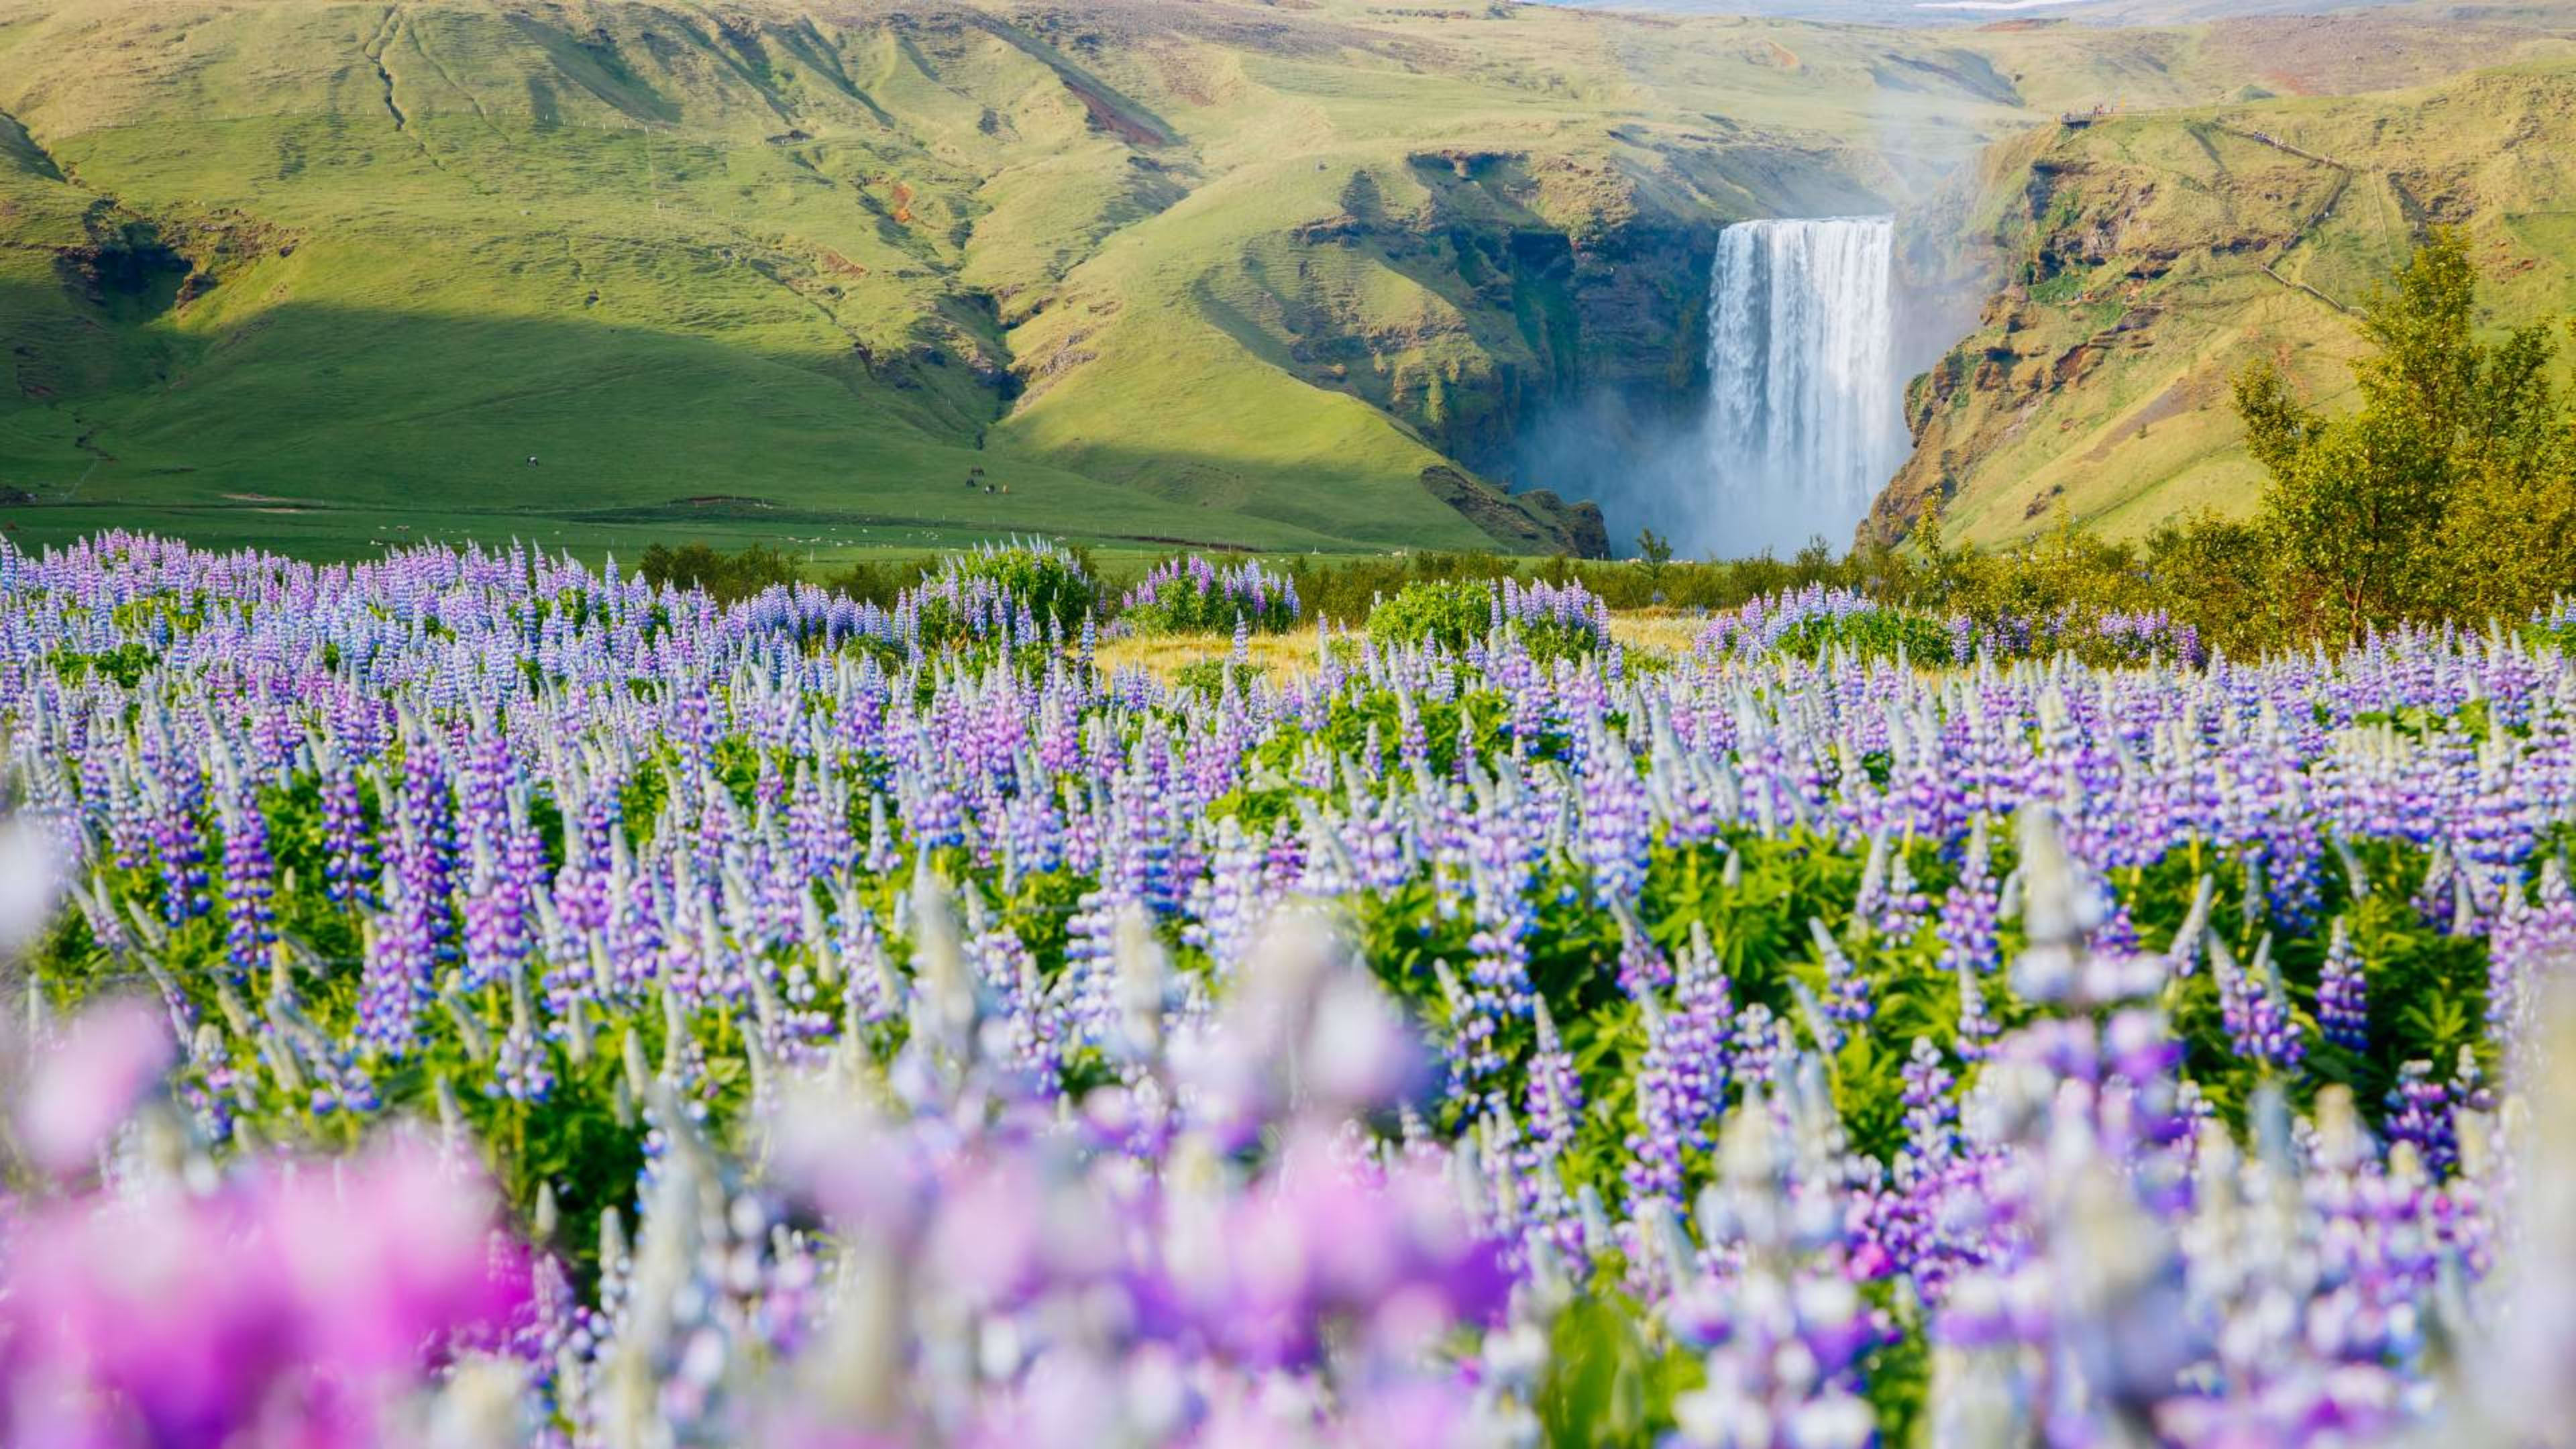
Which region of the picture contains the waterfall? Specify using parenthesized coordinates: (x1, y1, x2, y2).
(1698, 217, 1907, 555)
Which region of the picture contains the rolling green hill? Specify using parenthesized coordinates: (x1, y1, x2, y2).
(3, 0, 2568, 561)
(0, 0, 2023, 559)
(1866, 56, 2576, 547)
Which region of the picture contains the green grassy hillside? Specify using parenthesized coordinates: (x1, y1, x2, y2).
(3, 0, 2562, 561)
(0, 0, 2037, 559)
(1866, 57, 2576, 547)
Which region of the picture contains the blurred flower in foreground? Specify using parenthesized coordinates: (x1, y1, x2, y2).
(1, 1090, 525, 1446)
(13, 997, 171, 1177)
(0, 810, 62, 955)
(733, 898, 1512, 1448)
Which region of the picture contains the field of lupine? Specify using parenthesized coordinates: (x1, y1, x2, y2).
(5, 532, 2576, 1446)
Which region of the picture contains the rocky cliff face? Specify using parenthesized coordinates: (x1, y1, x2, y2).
(1861, 117, 2355, 546)
(1331, 139, 1911, 552)
(1226, 148, 1744, 555)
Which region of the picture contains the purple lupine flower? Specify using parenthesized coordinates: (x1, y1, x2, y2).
(2165, 873, 2215, 979)
(360, 863, 436, 1057)
(149, 754, 211, 926)
(1953, 959, 1997, 1062)
(1623, 996, 1693, 1212)
(1901, 1035, 1957, 1163)
(2386, 1059, 2457, 1175)
(2318, 915, 2369, 1051)
(1, 1141, 526, 1446)
(214, 778, 275, 977)
(2213, 933, 2304, 1073)
(1623, 926, 1733, 1212)
(1614, 904, 1671, 999)
(1875, 849, 1931, 944)
(1937, 822, 1999, 977)
(1810, 916, 1872, 1024)
(318, 753, 376, 906)
(490, 963, 555, 1103)
(1525, 996, 1583, 1163)
(1580, 727, 1650, 908)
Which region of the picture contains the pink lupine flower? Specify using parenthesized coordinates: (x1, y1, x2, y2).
(17, 999, 172, 1176)
(2, 1142, 526, 1448)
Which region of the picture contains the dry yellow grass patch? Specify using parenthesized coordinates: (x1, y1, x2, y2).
(1093, 612, 1709, 684)
(1093, 630, 1322, 683)
(1610, 611, 1707, 661)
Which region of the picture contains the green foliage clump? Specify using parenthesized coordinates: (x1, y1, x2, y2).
(1117, 554, 1300, 636)
(1774, 607, 1953, 663)
(1171, 658, 1270, 695)
(633, 542, 802, 604)
(2232, 228, 2576, 638)
(822, 556, 914, 608)
(51, 643, 158, 688)
(1362, 576, 1607, 660)
(949, 541, 1098, 628)
(1285, 541, 1915, 627)
(1917, 508, 2135, 631)
(1536, 1295, 1704, 1447)
(1513, 614, 1609, 663)
(906, 539, 1102, 659)
(2524, 608, 2576, 655)
(1365, 578, 1495, 653)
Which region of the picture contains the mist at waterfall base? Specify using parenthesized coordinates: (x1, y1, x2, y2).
(1510, 217, 1917, 561)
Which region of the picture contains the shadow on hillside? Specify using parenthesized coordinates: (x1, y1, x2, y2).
(0, 280, 1520, 555)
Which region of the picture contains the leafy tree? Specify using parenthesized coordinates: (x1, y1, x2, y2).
(634, 542, 802, 604)
(2236, 372, 2450, 637)
(1634, 527, 1672, 601)
(2142, 510, 2271, 655)
(2233, 229, 2576, 637)
(2443, 317, 2576, 620)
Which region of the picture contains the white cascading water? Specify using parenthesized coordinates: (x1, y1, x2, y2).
(1698, 217, 1907, 555)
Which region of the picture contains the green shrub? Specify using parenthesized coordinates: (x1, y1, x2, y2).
(1773, 608, 1953, 663)
(1118, 555, 1300, 635)
(1171, 658, 1269, 694)
(1365, 578, 1496, 653)
(634, 542, 802, 604)
(1291, 551, 1517, 625)
(1362, 576, 1609, 661)
(907, 539, 1101, 654)
(823, 556, 914, 608)
(1283, 541, 1920, 625)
